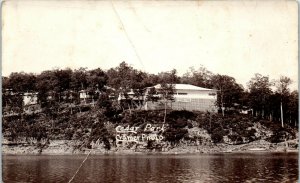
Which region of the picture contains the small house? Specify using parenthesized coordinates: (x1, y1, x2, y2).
(23, 92, 41, 114)
(79, 89, 101, 105)
(23, 92, 38, 106)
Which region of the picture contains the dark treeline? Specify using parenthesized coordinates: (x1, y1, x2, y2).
(2, 61, 298, 127)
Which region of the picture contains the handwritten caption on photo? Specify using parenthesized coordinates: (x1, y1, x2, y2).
(115, 124, 165, 143)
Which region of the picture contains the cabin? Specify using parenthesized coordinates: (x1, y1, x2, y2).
(118, 89, 144, 109)
(79, 89, 99, 104)
(144, 84, 217, 112)
(23, 92, 41, 114)
(23, 92, 38, 106)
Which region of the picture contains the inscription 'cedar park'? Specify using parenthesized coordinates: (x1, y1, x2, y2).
(115, 124, 165, 143)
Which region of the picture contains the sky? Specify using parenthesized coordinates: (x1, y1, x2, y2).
(2, 0, 298, 90)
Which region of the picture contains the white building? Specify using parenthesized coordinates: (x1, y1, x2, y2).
(23, 92, 41, 114)
(23, 92, 38, 106)
(144, 84, 217, 112)
(79, 90, 91, 100)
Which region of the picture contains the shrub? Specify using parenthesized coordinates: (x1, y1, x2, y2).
(65, 128, 74, 140)
(267, 127, 294, 143)
(167, 110, 196, 120)
(228, 134, 238, 142)
(171, 118, 187, 128)
(211, 127, 226, 143)
(163, 128, 188, 144)
(245, 128, 256, 142)
(187, 121, 193, 128)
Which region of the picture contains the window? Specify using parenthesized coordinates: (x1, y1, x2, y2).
(177, 93, 188, 95)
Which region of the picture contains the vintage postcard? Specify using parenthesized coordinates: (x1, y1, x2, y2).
(2, 1, 298, 182)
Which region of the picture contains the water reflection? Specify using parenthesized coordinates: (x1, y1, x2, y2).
(3, 153, 298, 183)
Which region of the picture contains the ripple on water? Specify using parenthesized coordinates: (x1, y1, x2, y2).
(2, 153, 299, 183)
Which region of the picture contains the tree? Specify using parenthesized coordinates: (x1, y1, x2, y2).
(155, 69, 179, 122)
(107, 61, 134, 90)
(86, 68, 108, 105)
(276, 76, 292, 127)
(70, 67, 88, 91)
(160, 83, 175, 123)
(55, 68, 72, 102)
(247, 74, 273, 118)
(211, 74, 244, 116)
(107, 62, 150, 111)
(87, 68, 108, 91)
(287, 91, 298, 127)
(157, 69, 180, 84)
(141, 74, 160, 88)
(267, 93, 281, 122)
(146, 83, 175, 123)
(2, 92, 23, 114)
(2, 75, 24, 113)
(36, 69, 63, 106)
(181, 66, 213, 88)
(35, 69, 72, 112)
(35, 71, 54, 107)
(2, 76, 10, 90)
(239, 90, 250, 109)
(6, 72, 37, 92)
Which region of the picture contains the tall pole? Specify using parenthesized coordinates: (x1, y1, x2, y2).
(210, 112, 212, 131)
(280, 86, 284, 128)
(220, 86, 225, 117)
(221, 93, 224, 117)
(164, 94, 167, 124)
(280, 100, 284, 128)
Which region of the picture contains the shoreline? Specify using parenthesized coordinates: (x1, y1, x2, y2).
(3, 139, 298, 156)
(3, 150, 298, 156)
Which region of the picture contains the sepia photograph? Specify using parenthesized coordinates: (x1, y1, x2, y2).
(2, 0, 298, 182)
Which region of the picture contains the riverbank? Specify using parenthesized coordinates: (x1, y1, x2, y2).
(3, 110, 298, 156)
(3, 138, 298, 155)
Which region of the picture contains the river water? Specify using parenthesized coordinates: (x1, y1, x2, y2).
(2, 152, 298, 183)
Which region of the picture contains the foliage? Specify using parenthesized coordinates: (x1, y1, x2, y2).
(211, 74, 244, 109)
(157, 69, 180, 84)
(87, 68, 108, 91)
(181, 66, 213, 88)
(3, 72, 37, 92)
(163, 128, 188, 144)
(70, 67, 88, 91)
(2, 61, 298, 150)
(107, 61, 149, 90)
(247, 73, 273, 117)
(167, 110, 196, 121)
(89, 121, 111, 150)
(210, 127, 226, 143)
(268, 127, 295, 143)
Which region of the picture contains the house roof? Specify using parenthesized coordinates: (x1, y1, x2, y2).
(127, 89, 135, 95)
(23, 92, 39, 96)
(104, 85, 116, 91)
(151, 84, 215, 91)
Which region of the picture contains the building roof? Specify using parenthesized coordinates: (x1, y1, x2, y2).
(104, 85, 116, 91)
(23, 92, 39, 96)
(127, 89, 135, 95)
(151, 84, 215, 91)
